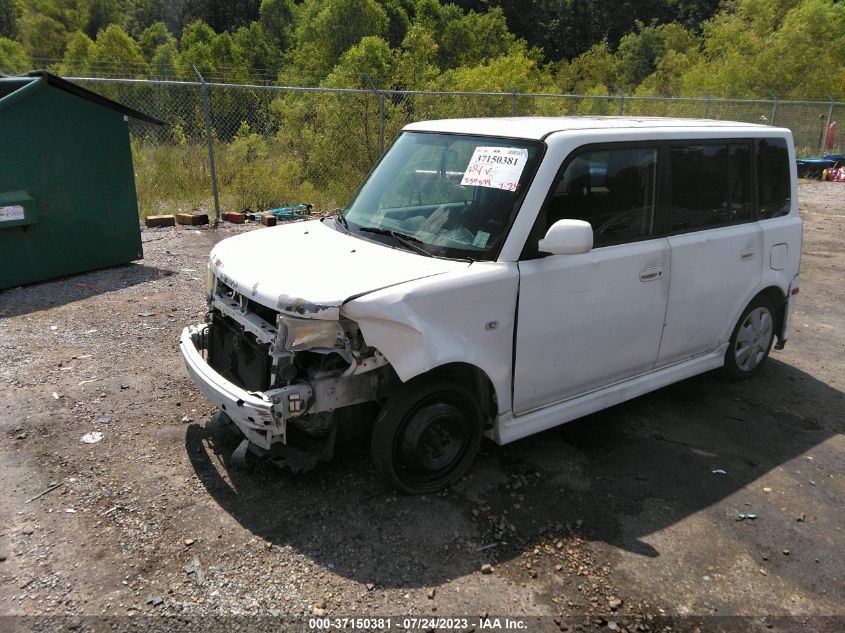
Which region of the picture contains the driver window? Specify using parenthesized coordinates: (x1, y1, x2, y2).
(546, 147, 658, 247)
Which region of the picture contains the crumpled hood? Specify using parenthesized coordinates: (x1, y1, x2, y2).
(209, 219, 471, 320)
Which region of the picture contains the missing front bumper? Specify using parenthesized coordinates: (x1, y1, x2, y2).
(180, 324, 288, 450)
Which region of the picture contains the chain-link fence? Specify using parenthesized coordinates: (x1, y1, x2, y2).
(67, 77, 845, 220)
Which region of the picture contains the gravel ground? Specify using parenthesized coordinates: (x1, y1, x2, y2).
(1, 181, 843, 633)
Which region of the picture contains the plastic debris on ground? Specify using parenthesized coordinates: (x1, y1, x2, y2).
(80, 431, 104, 444)
(246, 203, 314, 225)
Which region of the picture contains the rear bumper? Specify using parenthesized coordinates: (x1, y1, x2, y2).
(179, 324, 285, 449)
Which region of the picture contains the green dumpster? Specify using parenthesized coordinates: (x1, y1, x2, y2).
(0, 71, 164, 290)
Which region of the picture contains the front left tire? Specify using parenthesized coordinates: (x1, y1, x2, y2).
(370, 375, 483, 494)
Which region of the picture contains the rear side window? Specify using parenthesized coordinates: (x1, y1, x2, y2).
(669, 143, 752, 232)
(757, 138, 791, 219)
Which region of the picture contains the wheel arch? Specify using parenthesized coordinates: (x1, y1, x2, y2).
(725, 285, 786, 344)
(412, 362, 498, 430)
(756, 285, 788, 343)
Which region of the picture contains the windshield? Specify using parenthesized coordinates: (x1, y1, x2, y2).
(341, 132, 544, 260)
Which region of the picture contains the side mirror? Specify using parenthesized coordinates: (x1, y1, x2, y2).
(538, 219, 594, 255)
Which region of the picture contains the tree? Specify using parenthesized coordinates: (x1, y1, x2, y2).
(259, 0, 294, 48)
(324, 35, 393, 88)
(85, 0, 122, 39)
(0, 36, 30, 72)
(90, 23, 148, 77)
(394, 22, 438, 88)
(289, 0, 389, 82)
(233, 21, 282, 80)
(615, 22, 696, 92)
(150, 39, 177, 77)
(138, 21, 175, 60)
(382, 0, 410, 47)
(123, 0, 166, 38)
(21, 13, 70, 61)
(182, 0, 260, 33)
(177, 20, 216, 78)
(556, 41, 618, 94)
(0, 0, 20, 38)
(437, 7, 515, 68)
(59, 30, 94, 75)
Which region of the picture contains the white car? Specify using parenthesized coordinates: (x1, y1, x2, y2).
(181, 117, 802, 494)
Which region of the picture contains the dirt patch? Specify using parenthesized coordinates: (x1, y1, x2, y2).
(1, 184, 844, 631)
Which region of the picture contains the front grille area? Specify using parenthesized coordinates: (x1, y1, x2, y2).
(217, 279, 279, 326)
(207, 312, 272, 392)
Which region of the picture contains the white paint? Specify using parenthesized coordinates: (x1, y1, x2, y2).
(208, 219, 468, 320)
(0, 205, 24, 222)
(656, 223, 762, 367)
(183, 116, 802, 454)
(514, 238, 671, 414)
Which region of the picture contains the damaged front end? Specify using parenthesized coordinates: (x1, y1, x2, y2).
(179, 271, 398, 470)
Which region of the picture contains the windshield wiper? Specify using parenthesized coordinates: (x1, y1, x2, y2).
(358, 226, 433, 257)
(332, 210, 350, 232)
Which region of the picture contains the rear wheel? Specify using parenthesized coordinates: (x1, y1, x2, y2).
(371, 376, 483, 494)
(722, 295, 776, 380)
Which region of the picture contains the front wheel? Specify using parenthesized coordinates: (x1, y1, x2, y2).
(371, 376, 483, 494)
(722, 295, 777, 380)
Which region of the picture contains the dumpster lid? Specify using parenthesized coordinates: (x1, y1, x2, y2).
(17, 71, 166, 126)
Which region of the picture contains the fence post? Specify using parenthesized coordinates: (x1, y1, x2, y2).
(363, 73, 385, 156)
(704, 92, 711, 118)
(192, 65, 221, 226)
(768, 91, 778, 126)
(821, 94, 835, 154)
(378, 93, 385, 155)
(505, 81, 517, 116)
(613, 84, 625, 115)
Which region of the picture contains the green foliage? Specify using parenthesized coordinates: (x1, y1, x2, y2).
(0, 0, 21, 38)
(138, 20, 174, 60)
(85, 0, 122, 39)
(91, 23, 147, 76)
(149, 39, 175, 76)
(289, 0, 389, 82)
(123, 0, 165, 38)
(8, 0, 845, 219)
(382, 0, 410, 47)
(437, 7, 515, 68)
(259, 0, 294, 48)
(0, 35, 29, 71)
(615, 22, 697, 92)
(182, 0, 260, 33)
(22, 13, 69, 60)
(676, 0, 845, 99)
(58, 29, 93, 74)
(393, 22, 438, 87)
(324, 35, 393, 88)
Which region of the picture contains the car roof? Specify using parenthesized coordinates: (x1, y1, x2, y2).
(403, 116, 784, 140)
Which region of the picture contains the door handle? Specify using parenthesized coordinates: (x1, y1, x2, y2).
(741, 248, 756, 261)
(639, 266, 664, 281)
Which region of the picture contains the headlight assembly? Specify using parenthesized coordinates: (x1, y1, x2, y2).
(276, 314, 344, 351)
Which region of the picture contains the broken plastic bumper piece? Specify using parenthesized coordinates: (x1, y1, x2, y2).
(180, 324, 310, 450)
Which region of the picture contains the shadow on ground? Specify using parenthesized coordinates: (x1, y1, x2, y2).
(186, 358, 844, 592)
(0, 263, 175, 317)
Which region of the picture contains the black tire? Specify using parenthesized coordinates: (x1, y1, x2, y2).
(371, 375, 483, 494)
(721, 295, 777, 381)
